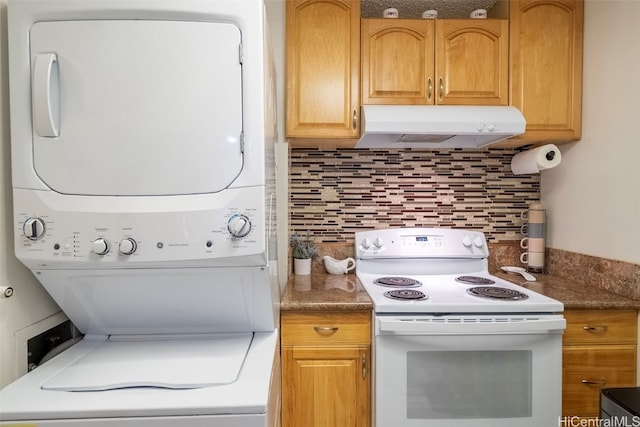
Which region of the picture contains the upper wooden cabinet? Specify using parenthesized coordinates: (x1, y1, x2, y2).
(285, 0, 360, 139)
(361, 19, 509, 106)
(509, 0, 584, 142)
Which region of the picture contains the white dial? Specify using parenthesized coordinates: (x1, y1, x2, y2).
(373, 236, 384, 249)
(473, 236, 484, 248)
(361, 238, 372, 249)
(462, 236, 472, 247)
(227, 214, 252, 238)
(23, 217, 46, 241)
(91, 238, 110, 255)
(119, 238, 137, 255)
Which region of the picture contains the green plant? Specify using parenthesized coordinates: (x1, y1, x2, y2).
(290, 231, 318, 259)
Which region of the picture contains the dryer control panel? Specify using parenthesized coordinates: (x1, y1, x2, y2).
(13, 187, 268, 269)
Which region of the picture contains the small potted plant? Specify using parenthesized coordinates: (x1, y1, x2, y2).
(290, 231, 318, 275)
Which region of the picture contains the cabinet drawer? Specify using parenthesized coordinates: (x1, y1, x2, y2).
(563, 345, 636, 416)
(564, 310, 637, 345)
(282, 311, 370, 346)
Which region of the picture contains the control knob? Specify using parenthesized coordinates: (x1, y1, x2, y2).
(462, 236, 472, 248)
(119, 238, 137, 255)
(23, 217, 46, 241)
(361, 238, 372, 249)
(91, 238, 111, 255)
(473, 236, 485, 248)
(373, 236, 384, 249)
(227, 214, 252, 238)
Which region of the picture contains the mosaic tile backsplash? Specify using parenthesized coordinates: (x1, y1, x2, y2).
(290, 148, 539, 243)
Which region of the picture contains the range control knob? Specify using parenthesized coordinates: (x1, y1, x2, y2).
(473, 236, 485, 248)
(119, 238, 137, 255)
(373, 236, 384, 249)
(227, 214, 252, 238)
(23, 217, 46, 241)
(361, 238, 372, 249)
(462, 236, 472, 247)
(91, 238, 111, 255)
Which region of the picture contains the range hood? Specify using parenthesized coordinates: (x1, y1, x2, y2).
(356, 105, 526, 149)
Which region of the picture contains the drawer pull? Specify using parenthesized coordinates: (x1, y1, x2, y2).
(583, 325, 608, 332)
(314, 326, 339, 335)
(581, 378, 607, 385)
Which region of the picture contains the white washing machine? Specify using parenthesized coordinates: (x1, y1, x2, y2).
(0, 0, 280, 426)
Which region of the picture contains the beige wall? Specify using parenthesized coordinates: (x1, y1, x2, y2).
(542, 0, 640, 265)
(265, 0, 289, 289)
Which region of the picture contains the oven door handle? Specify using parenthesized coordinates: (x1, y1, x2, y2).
(377, 316, 566, 335)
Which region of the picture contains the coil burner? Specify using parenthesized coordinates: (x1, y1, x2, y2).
(467, 286, 529, 301)
(384, 289, 428, 301)
(374, 277, 422, 288)
(455, 275, 496, 285)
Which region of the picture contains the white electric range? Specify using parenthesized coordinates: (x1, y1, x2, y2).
(355, 227, 565, 427)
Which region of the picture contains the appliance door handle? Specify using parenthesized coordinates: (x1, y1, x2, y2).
(32, 53, 60, 137)
(377, 317, 566, 335)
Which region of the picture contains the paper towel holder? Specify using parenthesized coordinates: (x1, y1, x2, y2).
(511, 144, 562, 175)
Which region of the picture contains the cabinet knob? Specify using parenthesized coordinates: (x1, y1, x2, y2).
(427, 77, 433, 101)
(352, 109, 357, 130)
(583, 325, 608, 332)
(581, 378, 607, 385)
(439, 77, 444, 101)
(314, 326, 339, 335)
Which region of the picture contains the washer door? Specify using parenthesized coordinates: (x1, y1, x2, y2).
(42, 335, 252, 391)
(29, 20, 243, 196)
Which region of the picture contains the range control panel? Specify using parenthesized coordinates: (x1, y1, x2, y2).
(355, 227, 489, 259)
(13, 188, 267, 268)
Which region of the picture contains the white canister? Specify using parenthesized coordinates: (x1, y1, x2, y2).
(383, 8, 399, 18)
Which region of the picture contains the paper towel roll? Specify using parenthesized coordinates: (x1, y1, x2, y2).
(511, 144, 562, 175)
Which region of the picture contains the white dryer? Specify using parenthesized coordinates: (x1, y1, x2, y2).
(0, 0, 280, 426)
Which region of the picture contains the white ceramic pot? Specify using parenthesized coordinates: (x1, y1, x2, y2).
(323, 256, 356, 275)
(294, 258, 312, 275)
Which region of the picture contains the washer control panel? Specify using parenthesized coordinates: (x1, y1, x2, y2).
(14, 188, 266, 268)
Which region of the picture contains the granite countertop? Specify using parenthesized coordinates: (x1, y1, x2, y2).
(281, 271, 640, 311)
(281, 273, 372, 311)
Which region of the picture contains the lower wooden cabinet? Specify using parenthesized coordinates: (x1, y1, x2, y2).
(281, 311, 370, 427)
(562, 310, 637, 418)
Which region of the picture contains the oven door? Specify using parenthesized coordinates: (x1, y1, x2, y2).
(373, 314, 566, 427)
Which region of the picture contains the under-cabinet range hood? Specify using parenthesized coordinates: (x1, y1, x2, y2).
(356, 105, 526, 149)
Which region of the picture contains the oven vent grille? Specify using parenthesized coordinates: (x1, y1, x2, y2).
(400, 317, 543, 324)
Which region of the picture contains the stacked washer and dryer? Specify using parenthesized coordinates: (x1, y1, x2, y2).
(0, 0, 280, 426)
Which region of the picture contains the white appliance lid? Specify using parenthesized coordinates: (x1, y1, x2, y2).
(29, 20, 244, 196)
(42, 334, 252, 391)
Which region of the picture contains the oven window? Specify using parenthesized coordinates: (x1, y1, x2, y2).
(407, 350, 532, 419)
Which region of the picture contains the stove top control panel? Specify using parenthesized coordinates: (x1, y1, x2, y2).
(356, 227, 488, 259)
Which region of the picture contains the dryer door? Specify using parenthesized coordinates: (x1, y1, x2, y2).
(29, 20, 243, 196)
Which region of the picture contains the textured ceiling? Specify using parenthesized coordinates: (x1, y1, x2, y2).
(361, 0, 498, 19)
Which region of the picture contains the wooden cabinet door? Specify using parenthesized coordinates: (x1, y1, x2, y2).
(282, 346, 370, 427)
(563, 345, 637, 417)
(286, 0, 360, 139)
(361, 19, 435, 105)
(361, 19, 507, 106)
(509, 0, 584, 141)
(435, 19, 509, 105)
